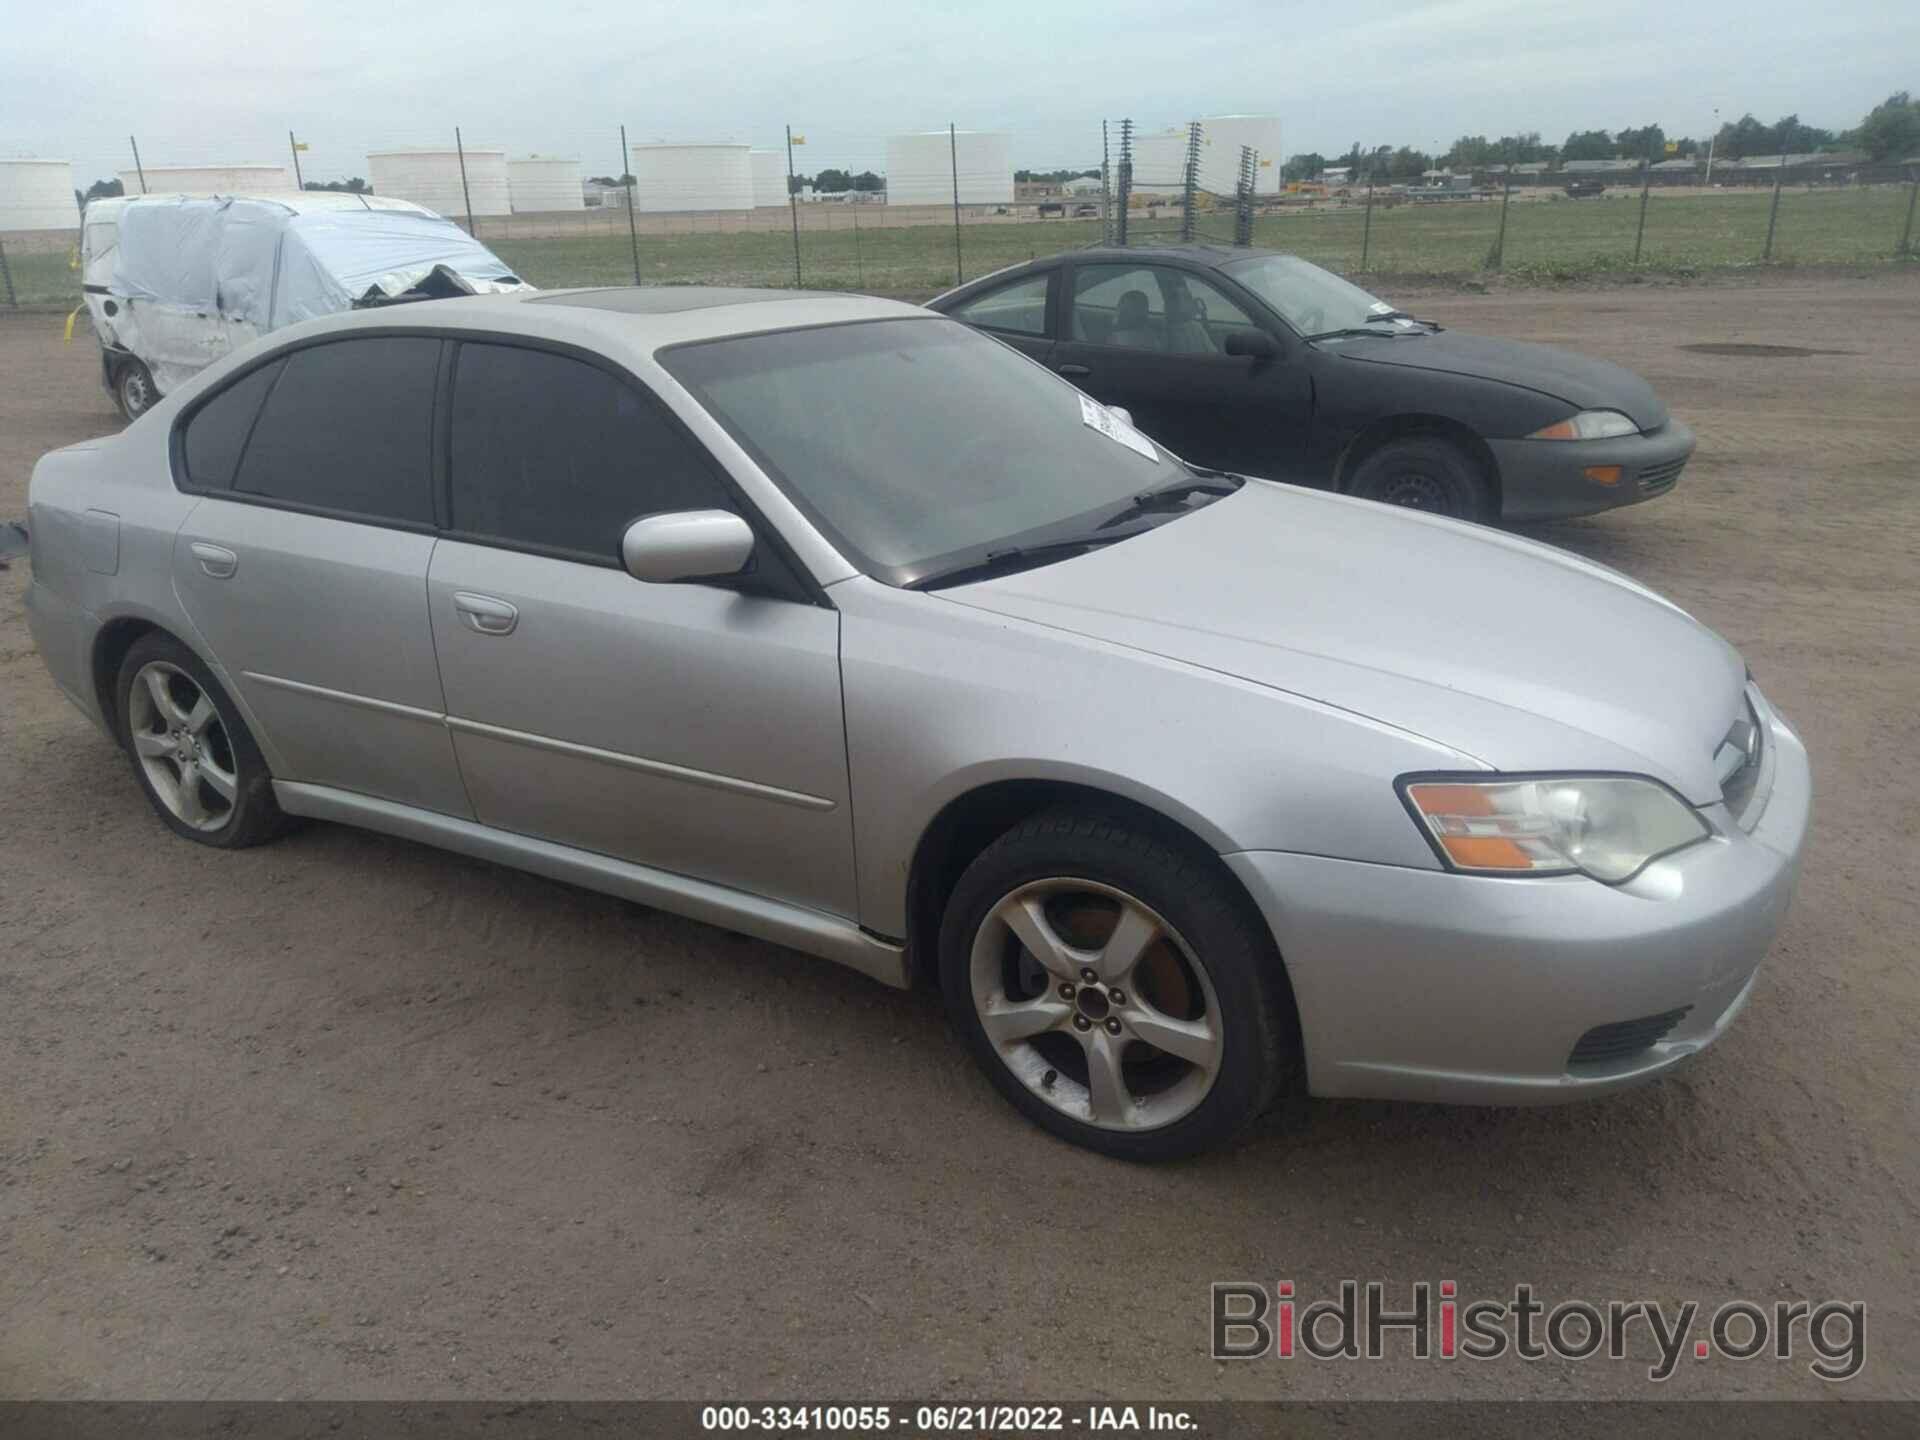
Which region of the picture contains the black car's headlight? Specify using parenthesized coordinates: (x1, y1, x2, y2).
(1528, 410, 1639, 441)
(1398, 774, 1710, 883)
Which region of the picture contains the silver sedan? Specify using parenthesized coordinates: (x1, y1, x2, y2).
(25, 287, 1810, 1160)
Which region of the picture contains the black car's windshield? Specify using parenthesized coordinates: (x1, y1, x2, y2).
(1222, 254, 1421, 339)
(662, 317, 1201, 587)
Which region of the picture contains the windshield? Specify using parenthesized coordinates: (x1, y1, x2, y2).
(1222, 254, 1409, 338)
(661, 317, 1181, 587)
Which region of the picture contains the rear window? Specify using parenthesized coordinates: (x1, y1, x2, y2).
(180, 359, 284, 490)
(232, 337, 439, 525)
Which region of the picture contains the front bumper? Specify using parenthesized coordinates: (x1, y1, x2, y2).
(1490, 419, 1695, 522)
(1225, 693, 1809, 1105)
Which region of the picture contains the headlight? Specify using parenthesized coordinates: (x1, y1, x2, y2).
(1399, 774, 1710, 883)
(1528, 410, 1639, 441)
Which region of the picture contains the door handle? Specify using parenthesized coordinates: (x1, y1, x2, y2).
(189, 542, 237, 579)
(453, 591, 518, 636)
(1056, 364, 1092, 378)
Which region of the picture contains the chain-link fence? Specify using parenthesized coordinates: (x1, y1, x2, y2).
(5, 120, 1917, 308)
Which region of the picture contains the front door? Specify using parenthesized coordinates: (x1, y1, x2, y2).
(424, 339, 858, 918)
(1050, 262, 1314, 481)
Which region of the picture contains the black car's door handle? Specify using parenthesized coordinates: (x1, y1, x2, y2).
(1056, 364, 1092, 378)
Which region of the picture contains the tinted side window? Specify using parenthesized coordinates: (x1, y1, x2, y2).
(449, 342, 729, 560)
(949, 273, 1052, 337)
(233, 338, 439, 524)
(181, 359, 283, 491)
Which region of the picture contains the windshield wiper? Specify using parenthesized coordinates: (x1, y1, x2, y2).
(1307, 326, 1405, 341)
(907, 527, 1157, 592)
(1096, 474, 1242, 529)
(1365, 310, 1443, 331)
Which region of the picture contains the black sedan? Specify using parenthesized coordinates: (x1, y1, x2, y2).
(927, 244, 1693, 522)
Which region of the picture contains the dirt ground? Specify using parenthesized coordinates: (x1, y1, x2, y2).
(1, 273, 1916, 1403)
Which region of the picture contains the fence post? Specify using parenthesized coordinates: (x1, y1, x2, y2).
(0, 239, 16, 308)
(785, 125, 803, 287)
(1763, 157, 1783, 261)
(619, 125, 641, 284)
(1179, 120, 1202, 242)
(949, 123, 964, 286)
(1100, 119, 1112, 245)
(1360, 171, 1375, 271)
(454, 127, 476, 236)
(1233, 146, 1257, 247)
(1899, 167, 1918, 257)
(1115, 119, 1133, 248)
(1489, 167, 1512, 270)
(852, 206, 864, 288)
(129, 136, 148, 194)
(1633, 149, 1652, 264)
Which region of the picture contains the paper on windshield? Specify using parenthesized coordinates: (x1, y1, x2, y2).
(1079, 395, 1159, 463)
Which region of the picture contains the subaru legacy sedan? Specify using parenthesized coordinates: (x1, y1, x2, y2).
(929, 245, 1695, 522)
(25, 288, 1807, 1160)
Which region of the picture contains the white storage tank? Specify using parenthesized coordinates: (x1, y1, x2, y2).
(884, 131, 1013, 208)
(508, 155, 584, 212)
(0, 158, 78, 231)
(750, 150, 787, 208)
(115, 162, 293, 195)
(366, 148, 511, 218)
(630, 143, 755, 212)
(1195, 115, 1284, 195)
(1126, 129, 1193, 194)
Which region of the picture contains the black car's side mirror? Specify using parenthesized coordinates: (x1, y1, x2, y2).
(1223, 329, 1279, 361)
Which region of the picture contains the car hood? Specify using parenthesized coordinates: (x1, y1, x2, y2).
(941, 482, 1744, 802)
(1329, 331, 1670, 430)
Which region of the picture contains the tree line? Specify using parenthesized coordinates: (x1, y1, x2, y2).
(1282, 90, 1920, 181)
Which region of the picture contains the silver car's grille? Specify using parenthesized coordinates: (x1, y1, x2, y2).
(1715, 698, 1766, 827)
(1638, 456, 1687, 496)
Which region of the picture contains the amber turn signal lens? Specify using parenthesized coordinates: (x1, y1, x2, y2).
(1530, 419, 1579, 441)
(1583, 465, 1623, 486)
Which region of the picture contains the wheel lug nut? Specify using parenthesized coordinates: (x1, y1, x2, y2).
(1079, 967, 1098, 984)
(1109, 989, 1125, 1006)
(1072, 1015, 1092, 1032)
(1105, 1017, 1122, 1035)
(1057, 982, 1075, 1000)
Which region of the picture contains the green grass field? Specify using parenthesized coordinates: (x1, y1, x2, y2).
(6, 186, 1912, 309)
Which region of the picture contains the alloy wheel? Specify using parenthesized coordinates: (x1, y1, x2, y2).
(969, 878, 1224, 1131)
(126, 661, 237, 832)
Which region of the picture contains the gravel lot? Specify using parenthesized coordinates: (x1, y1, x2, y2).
(2, 273, 1916, 1403)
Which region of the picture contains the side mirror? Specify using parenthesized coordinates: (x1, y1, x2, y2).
(1223, 329, 1279, 360)
(621, 509, 754, 584)
(1107, 405, 1135, 427)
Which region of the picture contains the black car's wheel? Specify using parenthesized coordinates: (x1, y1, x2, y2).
(1347, 437, 1490, 521)
(938, 807, 1296, 1161)
(114, 358, 158, 422)
(114, 632, 292, 849)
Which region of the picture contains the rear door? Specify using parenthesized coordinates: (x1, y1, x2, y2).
(425, 339, 858, 917)
(940, 269, 1058, 365)
(1050, 261, 1314, 480)
(171, 336, 472, 817)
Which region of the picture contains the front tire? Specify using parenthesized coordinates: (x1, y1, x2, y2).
(1347, 436, 1490, 520)
(114, 358, 157, 421)
(938, 808, 1296, 1161)
(114, 633, 290, 848)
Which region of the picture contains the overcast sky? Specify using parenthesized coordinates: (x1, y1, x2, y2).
(4, 0, 1914, 185)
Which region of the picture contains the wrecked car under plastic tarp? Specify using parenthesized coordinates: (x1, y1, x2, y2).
(97, 194, 532, 394)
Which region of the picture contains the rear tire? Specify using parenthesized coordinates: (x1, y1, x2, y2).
(114, 632, 291, 849)
(1347, 436, 1490, 521)
(114, 358, 158, 422)
(938, 807, 1296, 1161)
